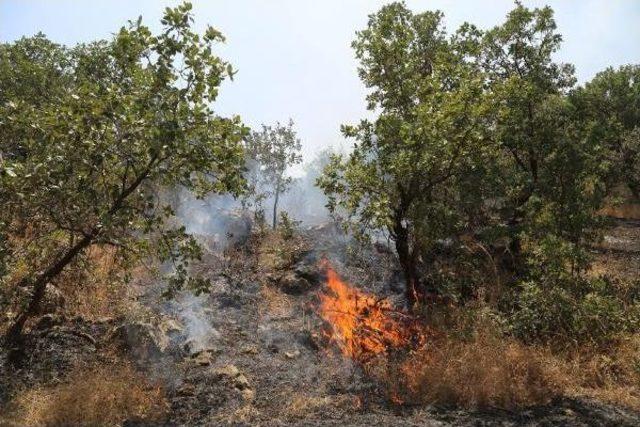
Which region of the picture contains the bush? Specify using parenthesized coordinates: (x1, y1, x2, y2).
(509, 276, 640, 347)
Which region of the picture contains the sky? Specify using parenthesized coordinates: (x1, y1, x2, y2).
(2, 0, 639, 166)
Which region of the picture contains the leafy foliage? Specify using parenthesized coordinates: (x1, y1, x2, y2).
(571, 65, 640, 200)
(318, 2, 492, 304)
(0, 2, 246, 338)
(319, 1, 622, 306)
(245, 120, 302, 228)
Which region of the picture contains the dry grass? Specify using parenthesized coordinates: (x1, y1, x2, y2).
(258, 283, 295, 318)
(600, 203, 640, 220)
(379, 329, 566, 408)
(57, 245, 134, 320)
(255, 229, 307, 273)
(563, 336, 640, 409)
(281, 393, 358, 421)
(3, 363, 168, 426)
(372, 312, 640, 411)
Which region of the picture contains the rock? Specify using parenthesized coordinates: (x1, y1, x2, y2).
(34, 313, 62, 330)
(37, 284, 65, 315)
(212, 364, 253, 399)
(293, 262, 322, 284)
(284, 349, 300, 359)
(278, 271, 312, 295)
(183, 337, 219, 356)
(191, 349, 218, 366)
(242, 345, 259, 355)
(109, 321, 170, 360)
(159, 317, 183, 335)
(241, 388, 255, 401)
(213, 364, 240, 378)
(234, 373, 250, 390)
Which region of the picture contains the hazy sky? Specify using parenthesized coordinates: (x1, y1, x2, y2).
(2, 1, 639, 164)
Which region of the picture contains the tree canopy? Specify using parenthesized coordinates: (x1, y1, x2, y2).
(0, 2, 246, 342)
(319, 1, 628, 306)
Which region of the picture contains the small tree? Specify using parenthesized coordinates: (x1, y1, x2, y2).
(571, 65, 640, 200)
(245, 120, 302, 229)
(0, 2, 246, 344)
(318, 2, 491, 306)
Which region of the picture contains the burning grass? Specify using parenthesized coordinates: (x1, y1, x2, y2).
(316, 261, 640, 410)
(2, 362, 168, 426)
(318, 261, 427, 362)
(316, 264, 564, 408)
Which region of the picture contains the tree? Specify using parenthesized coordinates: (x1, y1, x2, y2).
(245, 120, 302, 229)
(571, 65, 640, 200)
(0, 2, 246, 344)
(318, 2, 491, 306)
(480, 2, 606, 266)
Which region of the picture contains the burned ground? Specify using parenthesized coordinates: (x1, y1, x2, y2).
(1, 221, 640, 426)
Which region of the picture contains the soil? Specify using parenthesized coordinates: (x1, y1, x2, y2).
(1, 221, 640, 426)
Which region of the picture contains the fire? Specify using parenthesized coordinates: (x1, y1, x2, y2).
(318, 261, 425, 362)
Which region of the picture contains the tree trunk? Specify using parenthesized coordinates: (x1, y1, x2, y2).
(4, 234, 93, 346)
(272, 188, 280, 230)
(4, 156, 156, 346)
(628, 180, 640, 202)
(393, 221, 425, 308)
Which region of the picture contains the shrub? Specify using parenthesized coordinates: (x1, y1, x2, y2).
(278, 211, 300, 241)
(509, 276, 640, 347)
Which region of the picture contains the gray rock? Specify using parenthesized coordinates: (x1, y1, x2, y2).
(108, 321, 170, 360)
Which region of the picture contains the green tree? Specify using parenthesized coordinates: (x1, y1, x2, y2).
(318, 2, 491, 306)
(245, 120, 302, 229)
(481, 2, 605, 267)
(0, 2, 246, 344)
(571, 65, 640, 200)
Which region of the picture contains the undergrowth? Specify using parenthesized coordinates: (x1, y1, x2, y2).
(2, 362, 168, 426)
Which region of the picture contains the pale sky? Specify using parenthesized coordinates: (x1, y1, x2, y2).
(2, 1, 639, 164)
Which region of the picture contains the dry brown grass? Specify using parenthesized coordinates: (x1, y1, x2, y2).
(600, 203, 640, 220)
(379, 329, 566, 408)
(258, 282, 295, 318)
(562, 336, 640, 409)
(255, 229, 307, 273)
(371, 310, 640, 411)
(3, 363, 168, 426)
(57, 245, 134, 321)
(281, 393, 359, 421)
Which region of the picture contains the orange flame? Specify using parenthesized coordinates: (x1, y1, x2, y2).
(318, 260, 425, 362)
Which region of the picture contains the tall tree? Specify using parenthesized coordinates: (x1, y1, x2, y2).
(481, 2, 605, 264)
(245, 120, 302, 229)
(318, 2, 491, 306)
(0, 2, 246, 344)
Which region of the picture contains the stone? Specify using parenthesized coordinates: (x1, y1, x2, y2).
(242, 345, 259, 355)
(278, 271, 312, 295)
(234, 373, 250, 390)
(293, 262, 321, 284)
(191, 349, 217, 366)
(212, 364, 254, 398)
(284, 349, 300, 359)
(213, 364, 240, 378)
(109, 321, 170, 360)
(241, 388, 255, 401)
(37, 284, 65, 315)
